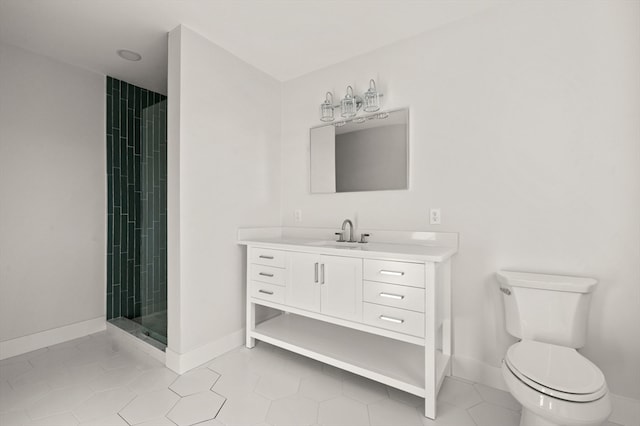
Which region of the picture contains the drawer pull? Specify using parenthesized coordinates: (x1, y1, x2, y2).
(379, 270, 405, 276)
(259, 255, 274, 259)
(258, 289, 274, 295)
(379, 315, 404, 324)
(379, 292, 404, 300)
(258, 272, 274, 277)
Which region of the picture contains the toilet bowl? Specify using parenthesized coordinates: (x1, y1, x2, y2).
(496, 271, 612, 426)
(502, 340, 611, 426)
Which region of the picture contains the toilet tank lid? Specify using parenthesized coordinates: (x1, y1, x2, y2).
(496, 271, 597, 293)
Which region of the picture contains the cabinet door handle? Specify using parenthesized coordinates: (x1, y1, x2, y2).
(314, 263, 319, 283)
(379, 270, 405, 276)
(259, 255, 274, 259)
(258, 289, 274, 295)
(379, 315, 404, 324)
(320, 264, 325, 284)
(258, 272, 274, 277)
(379, 292, 404, 300)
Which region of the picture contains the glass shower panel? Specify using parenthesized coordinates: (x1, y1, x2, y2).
(137, 99, 167, 344)
(106, 77, 167, 349)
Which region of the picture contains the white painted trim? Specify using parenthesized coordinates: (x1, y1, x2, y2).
(105, 323, 165, 364)
(0, 317, 105, 360)
(165, 328, 244, 374)
(452, 354, 509, 392)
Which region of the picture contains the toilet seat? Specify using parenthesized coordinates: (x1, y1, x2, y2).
(505, 341, 607, 402)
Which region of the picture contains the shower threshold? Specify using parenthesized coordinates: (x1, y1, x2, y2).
(108, 316, 167, 351)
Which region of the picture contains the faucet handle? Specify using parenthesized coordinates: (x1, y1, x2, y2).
(359, 233, 370, 243)
(335, 232, 345, 242)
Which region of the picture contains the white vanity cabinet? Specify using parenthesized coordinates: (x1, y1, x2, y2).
(288, 252, 363, 322)
(241, 232, 457, 420)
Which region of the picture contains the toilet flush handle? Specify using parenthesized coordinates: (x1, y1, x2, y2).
(500, 287, 511, 296)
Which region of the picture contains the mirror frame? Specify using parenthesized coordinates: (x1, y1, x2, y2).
(309, 107, 410, 194)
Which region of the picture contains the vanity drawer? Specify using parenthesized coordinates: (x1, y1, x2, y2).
(250, 264, 286, 286)
(250, 281, 285, 304)
(364, 259, 425, 288)
(362, 303, 424, 337)
(250, 248, 287, 268)
(363, 281, 425, 313)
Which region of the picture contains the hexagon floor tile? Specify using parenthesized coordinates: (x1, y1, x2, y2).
(468, 401, 521, 426)
(266, 394, 319, 426)
(169, 367, 220, 397)
(167, 391, 226, 426)
(0, 331, 575, 426)
(118, 388, 179, 425)
(319, 396, 370, 426)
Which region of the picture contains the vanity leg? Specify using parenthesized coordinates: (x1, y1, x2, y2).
(246, 300, 255, 348)
(424, 261, 437, 419)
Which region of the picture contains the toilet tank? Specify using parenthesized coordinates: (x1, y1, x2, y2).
(496, 271, 597, 348)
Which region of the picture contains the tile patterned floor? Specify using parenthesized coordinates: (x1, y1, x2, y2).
(0, 331, 627, 426)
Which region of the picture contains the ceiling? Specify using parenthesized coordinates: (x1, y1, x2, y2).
(0, 0, 507, 94)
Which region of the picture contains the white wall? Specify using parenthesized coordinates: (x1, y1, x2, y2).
(167, 26, 281, 370)
(280, 1, 640, 399)
(0, 43, 106, 344)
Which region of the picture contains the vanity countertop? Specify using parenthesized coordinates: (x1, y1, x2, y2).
(238, 237, 457, 263)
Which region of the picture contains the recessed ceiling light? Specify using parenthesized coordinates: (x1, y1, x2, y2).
(117, 49, 142, 61)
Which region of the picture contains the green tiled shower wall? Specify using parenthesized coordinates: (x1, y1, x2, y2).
(106, 77, 167, 322)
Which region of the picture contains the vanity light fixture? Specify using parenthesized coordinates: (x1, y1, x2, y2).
(340, 85, 360, 118)
(363, 79, 381, 112)
(319, 79, 385, 124)
(320, 92, 335, 122)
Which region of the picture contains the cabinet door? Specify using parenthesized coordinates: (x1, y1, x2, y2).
(287, 252, 321, 312)
(320, 255, 363, 322)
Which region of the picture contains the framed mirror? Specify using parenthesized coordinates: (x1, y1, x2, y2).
(310, 108, 409, 193)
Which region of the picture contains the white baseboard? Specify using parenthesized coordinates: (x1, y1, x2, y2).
(0, 317, 106, 360)
(165, 328, 244, 374)
(452, 355, 508, 392)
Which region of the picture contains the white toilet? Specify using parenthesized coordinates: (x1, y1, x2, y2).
(497, 270, 611, 426)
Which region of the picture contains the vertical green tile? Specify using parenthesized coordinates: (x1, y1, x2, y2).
(127, 108, 134, 148)
(106, 94, 113, 136)
(127, 221, 135, 261)
(113, 168, 121, 207)
(112, 244, 120, 285)
(106, 134, 113, 173)
(107, 215, 113, 254)
(106, 253, 113, 292)
(106, 292, 113, 320)
(107, 174, 113, 214)
(120, 177, 128, 214)
(113, 207, 121, 246)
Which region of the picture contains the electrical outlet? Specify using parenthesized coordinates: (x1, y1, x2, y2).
(294, 209, 302, 222)
(430, 208, 441, 225)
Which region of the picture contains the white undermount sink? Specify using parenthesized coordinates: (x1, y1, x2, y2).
(304, 240, 363, 250)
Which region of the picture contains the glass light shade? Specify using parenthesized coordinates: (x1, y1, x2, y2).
(340, 85, 357, 118)
(363, 79, 380, 112)
(320, 102, 334, 122)
(320, 92, 335, 122)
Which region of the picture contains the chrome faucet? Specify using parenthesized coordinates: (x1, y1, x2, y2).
(341, 219, 357, 243)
